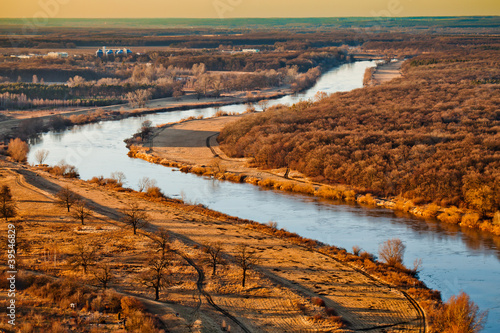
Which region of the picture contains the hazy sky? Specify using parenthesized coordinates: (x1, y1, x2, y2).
(1, 0, 498, 18)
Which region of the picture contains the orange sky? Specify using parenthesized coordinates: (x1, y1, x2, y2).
(0, 0, 498, 18)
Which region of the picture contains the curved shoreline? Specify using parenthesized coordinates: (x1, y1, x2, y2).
(126, 115, 500, 237)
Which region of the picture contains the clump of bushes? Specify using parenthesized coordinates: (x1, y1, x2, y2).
(38, 160, 79, 178)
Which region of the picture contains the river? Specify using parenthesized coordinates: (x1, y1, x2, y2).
(28, 61, 500, 332)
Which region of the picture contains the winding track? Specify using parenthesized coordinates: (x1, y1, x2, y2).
(8, 162, 426, 332)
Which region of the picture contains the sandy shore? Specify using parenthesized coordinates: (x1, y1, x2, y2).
(370, 60, 404, 85)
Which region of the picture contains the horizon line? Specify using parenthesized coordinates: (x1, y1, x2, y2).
(0, 15, 499, 19)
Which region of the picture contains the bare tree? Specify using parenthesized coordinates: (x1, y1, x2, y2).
(141, 253, 171, 300)
(0, 185, 16, 221)
(67, 75, 85, 87)
(93, 263, 113, 289)
(56, 186, 79, 212)
(379, 238, 406, 267)
(234, 244, 259, 287)
(110, 171, 126, 187)
(126, 89, 152, 108)
(68, 242, 97, 274)
(7, 138, 29, 163)
(71, 200, 93, 225)
(204, 241, 224, 276)
(34, 149, 49, 165)
(258, 99, 269, 111)
(121, 202, 149, 235)
(151, 228, 170, 257)
(138, 177, 157, 192)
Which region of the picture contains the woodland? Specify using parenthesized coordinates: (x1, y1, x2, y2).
(219, 47, 500, 218)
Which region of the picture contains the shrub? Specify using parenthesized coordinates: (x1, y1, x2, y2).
(311, 296, 325, 307)
(422, 203, 441, 218)
(7, 138, 29, 162)
(379, 238, 406, 267)
(145, 186, 165, 199)
(428, 292, 487, 333)
(437, 206, 462, 224)
(120, 296, 144, 316)
(461, 213, 481, 228)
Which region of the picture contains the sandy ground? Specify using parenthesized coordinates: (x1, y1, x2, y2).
(370, 60, 403, 85)
(0, 158, 423, 332)
(149, 115, 312, 183)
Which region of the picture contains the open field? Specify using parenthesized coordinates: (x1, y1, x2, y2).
(0, 157, 425, 332)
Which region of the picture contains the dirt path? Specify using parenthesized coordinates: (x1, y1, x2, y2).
(149, 115, 311, 184)
(1, 159, 425, 332)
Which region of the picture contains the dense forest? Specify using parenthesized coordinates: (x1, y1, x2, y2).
(219, 48, 500, 219)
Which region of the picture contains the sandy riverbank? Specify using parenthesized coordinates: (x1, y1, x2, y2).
(370, 60, 404, 85)
(0, 156, 426, 332)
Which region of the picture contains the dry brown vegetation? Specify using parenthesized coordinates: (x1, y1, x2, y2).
(0, 158, 437, 332)
(219, 47, 500, 233)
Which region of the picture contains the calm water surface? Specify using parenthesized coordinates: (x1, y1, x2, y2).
(28, 61, 500, 331)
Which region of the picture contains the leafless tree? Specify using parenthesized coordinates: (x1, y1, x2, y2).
(121, 202, 149, 235)
(68, 242, 97, 274)
(93, 263, 113, 289)
(234, 244, 259, 287)
(141, 253, 171, 300)
(71, 200, 93, 225)
(110, 171, 126, 187)
(151, 227, 170, 257)
(204, 241, 224, 276)
(126, 89, 152, 108)
(379, 238, 406, 267)
(0, 185, 16, 221)
(34, 149, 49, 165)
(258, 99, 269, 111)
(56, 186, 79, 212)
(7, 138, 29, 163)
(138, 177, 157, 192)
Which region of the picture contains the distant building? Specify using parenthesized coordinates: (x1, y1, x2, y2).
(242, 49, 260, 53)
(96, 47, 133, 57)
(46, 52, 68, 58)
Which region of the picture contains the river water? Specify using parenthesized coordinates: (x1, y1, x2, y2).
(28, 61, 500, 331)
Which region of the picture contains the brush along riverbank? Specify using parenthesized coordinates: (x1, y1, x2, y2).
(126, 115, 500, 237)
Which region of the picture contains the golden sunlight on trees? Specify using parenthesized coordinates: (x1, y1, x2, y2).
(7, 138, 29, 163)
(429, 292, 488, 333)
(34, 149, 49, 165)
(121, 202, 149, 235)
(379, 238, 405, 267)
